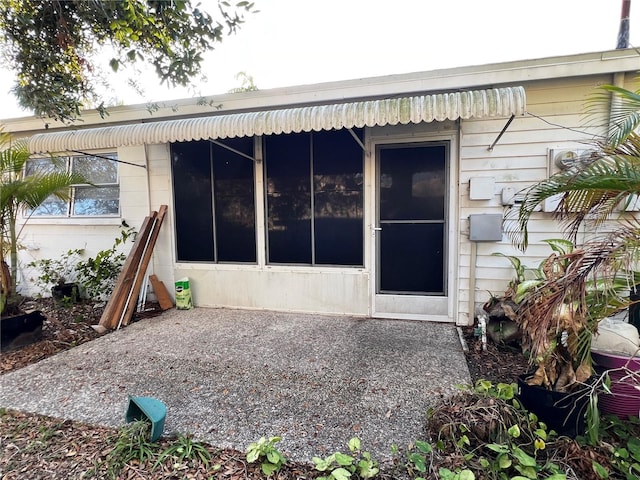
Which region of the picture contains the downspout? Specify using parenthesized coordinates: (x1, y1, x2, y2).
(610, 72, 626, 132)
(468, 240, 477, 327)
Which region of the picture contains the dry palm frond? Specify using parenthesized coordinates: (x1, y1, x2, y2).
(516, 235, 639, 390)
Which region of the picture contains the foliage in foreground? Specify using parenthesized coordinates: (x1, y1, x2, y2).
(2, 380, 640, 480)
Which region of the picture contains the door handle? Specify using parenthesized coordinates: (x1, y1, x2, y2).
(372, 227, 382, 231)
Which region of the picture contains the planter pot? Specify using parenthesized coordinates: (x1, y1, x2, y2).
(51, 282, 79, 304)
(0, 310, 46, 351)
(517, 374, 592, 438)
(591, 350, 640, 419)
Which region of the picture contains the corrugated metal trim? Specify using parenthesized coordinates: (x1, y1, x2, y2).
(28, 86, 526, 153)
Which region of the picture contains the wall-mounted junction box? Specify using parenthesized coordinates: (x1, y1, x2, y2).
(469, 214, 503, 242)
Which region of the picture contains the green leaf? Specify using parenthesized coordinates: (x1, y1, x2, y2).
(313, 456, 332, 471)
(616, 447, 630, 459)
(416, 440, 432, 453)
(498, 453, 512, 469)
(335, 452, 354, 466)
(458, 470, 475, 480)
(261, 461, 278, 476)
(514, 464, 538, 479)
(246, 449, 259, 463)
(534, 429, 547, 440)
(331, 467, 352, 480)
(546, 475, 567, 480)
(508, 425, 521, 438)
(512, 446, 537, 467)
(438, 468, 455, 480)
(486, 443, 510, 454)
(592, 461, 609, 479)
(408, 453, 427, 472)
(348, 437, 361, 452)
(628, 437, 640, 459)
(266, 450, 281, 463)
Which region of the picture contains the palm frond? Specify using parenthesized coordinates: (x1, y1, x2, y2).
(21, 172, 87, 208)
(585, 83, 640, 148)
(508, 148, 640, 249)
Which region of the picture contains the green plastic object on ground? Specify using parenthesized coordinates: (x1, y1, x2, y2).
(125, 395, 166, 441)
(175, 277, 193, 310)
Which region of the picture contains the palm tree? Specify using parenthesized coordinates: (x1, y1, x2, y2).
(0, 129, 86, 309)
(503, 80, 640, 391)
(509, 82, 640, 249)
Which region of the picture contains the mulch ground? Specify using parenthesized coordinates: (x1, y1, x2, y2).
(1, 300, 605, 479)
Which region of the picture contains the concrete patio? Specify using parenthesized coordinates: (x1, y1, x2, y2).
(0, 307, 471, 462)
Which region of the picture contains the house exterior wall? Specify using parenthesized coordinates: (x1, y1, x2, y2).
(457, 73, 640, 324)
(18, 148, 149, 297)
(6, 50, 639, 325)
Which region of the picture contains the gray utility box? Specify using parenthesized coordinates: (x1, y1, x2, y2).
(469, 214, 503, 241)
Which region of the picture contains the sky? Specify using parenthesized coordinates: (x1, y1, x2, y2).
(1, 0, 639, 119)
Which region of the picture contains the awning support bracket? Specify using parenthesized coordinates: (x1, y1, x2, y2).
(70, 150, 146, 168)
(487, 114, 515, 152)
(208, 138, 258, 162)
(347, 128, 366, 152)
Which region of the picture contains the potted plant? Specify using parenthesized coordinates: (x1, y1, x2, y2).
(491, 239, 635, 436)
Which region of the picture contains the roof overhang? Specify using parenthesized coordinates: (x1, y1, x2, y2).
(28, 86, 526, 154)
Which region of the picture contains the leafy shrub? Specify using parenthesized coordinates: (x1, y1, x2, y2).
(28, 249, 84, 294)
(74, 225, 136, 301)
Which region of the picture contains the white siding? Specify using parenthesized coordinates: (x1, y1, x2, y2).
(456, 74, 640, 325)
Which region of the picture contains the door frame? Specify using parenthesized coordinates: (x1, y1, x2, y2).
(367, 132, 459, 322)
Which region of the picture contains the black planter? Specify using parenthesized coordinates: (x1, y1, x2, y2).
(517, 374, 592, 438)
(1, 310, 46, 351)
(51, 282, 79, 304)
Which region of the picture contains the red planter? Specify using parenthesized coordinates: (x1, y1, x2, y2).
(591, 350, 640, 419)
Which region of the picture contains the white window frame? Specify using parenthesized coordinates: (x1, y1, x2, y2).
(23, 152, 120, 219)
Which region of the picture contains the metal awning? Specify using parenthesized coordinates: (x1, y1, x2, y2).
(28, 86, 526, 153)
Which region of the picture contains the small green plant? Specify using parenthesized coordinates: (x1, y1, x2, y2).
(98, 420, 159, 479)
(438, 467, 476, 480)
(155, 433, 211, 469)
(74, 224, 136, 300)
(429, 380, 565, 479)
(472, 379, 518, 401)
(246, 435, 287, 476)
(590, 414, 640, 479)
(313, 437, 379, 479)
(28, 248, 84, 294)
(405, 439, 433, 479)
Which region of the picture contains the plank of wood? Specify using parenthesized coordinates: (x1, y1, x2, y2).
(98, 212, 157, 329)
(120, 205, 168, 327)
(149, 274, 173, 310)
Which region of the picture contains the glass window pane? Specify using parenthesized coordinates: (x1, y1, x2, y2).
(313, 129, 364, 266)
(72, 186, 119, 215)
(171, 141, 214, 262)
(265, 133, 312, 264)
(25, 157, 65, 176)
(212, 138, 256, 262)
(29, 196, 68, 216)
(379, 145, 446, 221)
(72, 155, 117, 184)
(379, 223, 445, 294)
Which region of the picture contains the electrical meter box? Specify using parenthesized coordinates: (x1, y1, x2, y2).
(469, 214, 503, 241)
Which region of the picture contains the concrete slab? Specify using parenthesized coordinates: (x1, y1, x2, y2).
(0, 307, 471, 462)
